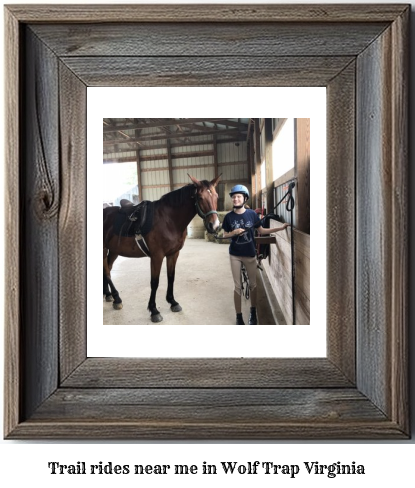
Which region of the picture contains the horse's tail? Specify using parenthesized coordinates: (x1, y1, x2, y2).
(103, 205, 118, 247)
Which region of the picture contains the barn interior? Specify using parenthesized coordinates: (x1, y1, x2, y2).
(103, 118, 310, 326)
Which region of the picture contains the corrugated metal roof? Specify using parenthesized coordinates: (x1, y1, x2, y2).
(103, 118, 250, 162)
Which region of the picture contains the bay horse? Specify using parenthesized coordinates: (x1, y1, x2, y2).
(103, 174, 221, 322)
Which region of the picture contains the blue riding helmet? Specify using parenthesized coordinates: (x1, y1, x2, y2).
(229, 184, 250, 200)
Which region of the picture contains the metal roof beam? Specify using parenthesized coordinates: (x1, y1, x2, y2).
(104, 128, 245, 146)
(103, 118, 232, 133)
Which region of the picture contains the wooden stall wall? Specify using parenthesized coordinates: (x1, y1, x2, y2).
(263, 220, 310, 325)
(295, 119, 311, 234)
(254, 118, 311, 325)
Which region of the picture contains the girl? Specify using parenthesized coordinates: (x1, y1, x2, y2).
(222, 185, 290, 325)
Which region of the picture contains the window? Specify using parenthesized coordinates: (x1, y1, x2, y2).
(272, 118, 295, 180)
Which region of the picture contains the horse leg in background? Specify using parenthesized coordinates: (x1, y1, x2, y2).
(147, 253, 164, 323)
(166, 251, 182, 312)
(103, 249, 122, 310)
(103, 248, 112, 300)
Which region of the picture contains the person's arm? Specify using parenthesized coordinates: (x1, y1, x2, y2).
(223, 228, 246, 239)
(256, 223, 290, 235)
(221, 215, 245, 239)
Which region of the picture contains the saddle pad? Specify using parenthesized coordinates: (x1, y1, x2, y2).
(113, 201, 154, 238)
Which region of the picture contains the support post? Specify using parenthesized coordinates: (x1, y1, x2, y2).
(167, 138, 173, 191)
(254, 118, 261, 210)
(213, 134, 218, 178)
(136, 149, 142, 202)
(295, 118, 310, 234)
(264, 118, 274, 216)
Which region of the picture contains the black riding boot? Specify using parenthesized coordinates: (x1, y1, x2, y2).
(236, 313, 245, 325)
(249, 307, 257, 325)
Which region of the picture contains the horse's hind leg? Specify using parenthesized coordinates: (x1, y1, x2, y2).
(103, 249, 122, 309)
(148, 253, 164, 323)
(166, 251, 182, 312)
(108, 250, 118, 273)
(103, 272, 112, 301)
(103, 249, 113, 300)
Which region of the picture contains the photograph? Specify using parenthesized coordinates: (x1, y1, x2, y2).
(102, 118, 311, 327)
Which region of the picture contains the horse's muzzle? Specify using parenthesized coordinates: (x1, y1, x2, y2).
(205, 218, 220, 234)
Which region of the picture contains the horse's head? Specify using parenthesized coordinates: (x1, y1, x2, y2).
(188, 174, 221, 234)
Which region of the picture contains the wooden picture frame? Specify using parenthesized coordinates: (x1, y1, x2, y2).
(4, 4, 409, 439)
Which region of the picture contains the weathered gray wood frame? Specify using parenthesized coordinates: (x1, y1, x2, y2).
(4, 4, 409, 439)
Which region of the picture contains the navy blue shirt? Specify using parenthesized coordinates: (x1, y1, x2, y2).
(222, 209, 260, 257)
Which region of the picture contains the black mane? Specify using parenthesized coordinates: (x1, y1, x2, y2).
(158, 181, 211, 207)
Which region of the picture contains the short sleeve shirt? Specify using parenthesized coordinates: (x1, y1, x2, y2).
(222, 209, 260, 257)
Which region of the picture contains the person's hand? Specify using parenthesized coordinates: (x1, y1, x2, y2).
(233, 228, 245, 236)
(283, 223, 290, 229)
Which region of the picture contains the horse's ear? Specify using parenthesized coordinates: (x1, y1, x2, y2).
(210, 174, 222, 187)
(188, 174, 201, 187)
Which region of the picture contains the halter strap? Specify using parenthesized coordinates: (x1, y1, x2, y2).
(195, 199, 218, 220)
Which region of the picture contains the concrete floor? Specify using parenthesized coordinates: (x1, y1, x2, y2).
(103, 239, 278, 326)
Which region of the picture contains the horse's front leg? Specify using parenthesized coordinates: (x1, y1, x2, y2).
(166, 251, 182, 312)
(148, 254, 164, 322)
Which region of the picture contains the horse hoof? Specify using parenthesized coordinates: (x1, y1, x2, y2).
(151, 313, 163, 323)
(105, 296, 113, 302)
(171, 304, 182, 312)
(113, 302, 123, 310)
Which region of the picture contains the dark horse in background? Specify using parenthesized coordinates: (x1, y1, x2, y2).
(103, 174, 221, 322)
